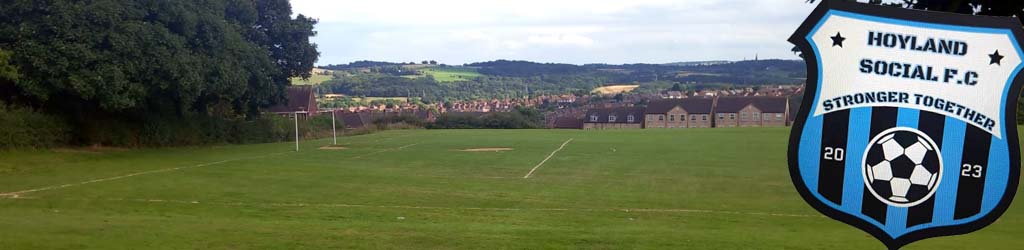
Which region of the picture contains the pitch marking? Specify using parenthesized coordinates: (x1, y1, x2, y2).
(0, 152, 293, 197)
(523, 138, 574, 179)
(0, 196, 821, 218)
(351, 143, 420, 159)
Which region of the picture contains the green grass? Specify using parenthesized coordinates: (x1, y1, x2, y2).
(1, 128, 1023, 249)
(290, 74, 334, 85)
(405, 67, 482, 82)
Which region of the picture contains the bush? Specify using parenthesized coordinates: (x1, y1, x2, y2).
(372, 115, 425, 129)
(0, 103, 72, 148)
(428, 107, 543, 129)
(75, 113, 336, 148)
(0, 102, 345, 149)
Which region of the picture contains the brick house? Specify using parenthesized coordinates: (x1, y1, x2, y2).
(268, 86, 318, 119)
(713, 97, 790, 127)
(583, 107, 645, 129)
(644, 98, 714, 128)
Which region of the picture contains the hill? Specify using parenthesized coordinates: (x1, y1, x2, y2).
(403, 67, 484, 83)
(315, 59, 806, 102)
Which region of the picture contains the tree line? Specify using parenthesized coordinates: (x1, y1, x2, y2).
(0, 0, 319, 147)
(317, 59, 807, 104)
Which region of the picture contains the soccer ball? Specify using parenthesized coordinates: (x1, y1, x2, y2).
(863, 127, 942, 207)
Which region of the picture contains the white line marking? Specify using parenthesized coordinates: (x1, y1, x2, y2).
(523, 138, 574, 179)
(0, 152, 293, 197)
(0, 196, 821, 218)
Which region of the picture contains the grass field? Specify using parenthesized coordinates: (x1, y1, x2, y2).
(290, 74, 334, 85)
(405, 67, 483, 82)
(1, 128, 1023, 249)
(593, 84, 641, 95)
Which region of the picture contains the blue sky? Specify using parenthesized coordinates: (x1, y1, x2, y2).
(290, 0, 818, 65)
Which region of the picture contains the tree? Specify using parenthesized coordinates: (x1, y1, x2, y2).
(671, 83, 683, 92)
(0, 49, 16, 82)
(0, 0, 318, 118)
(0, 49, 19, 104)
(429, 60, 438, 65)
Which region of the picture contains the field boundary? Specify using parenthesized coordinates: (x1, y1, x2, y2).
(523, 138, 574, 179)
(0, 151, 294, 198)
(0, 196, 822, 218)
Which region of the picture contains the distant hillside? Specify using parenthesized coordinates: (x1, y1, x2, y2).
(663, 60, 732, 66)
(466, 60, 588, 77)
(315, 59, 807, 101)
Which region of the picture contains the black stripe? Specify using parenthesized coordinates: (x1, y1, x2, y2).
(818, 110, 851, 205)
(907, 111, 945, 227)
(863, 107, 898, 223)
(954, 126, 991, 219)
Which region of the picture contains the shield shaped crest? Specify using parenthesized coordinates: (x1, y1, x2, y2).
(788, 1, 1024, 249)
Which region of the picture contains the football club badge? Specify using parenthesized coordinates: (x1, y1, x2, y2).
(788, 1, 1023, 249)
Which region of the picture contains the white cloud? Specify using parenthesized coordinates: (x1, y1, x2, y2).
(526, 34, 595, 47)
(292, 0, 817, 65)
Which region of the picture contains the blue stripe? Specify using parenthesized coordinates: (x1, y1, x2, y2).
(933, 118, 966, 223)
(983, 137, 1010, 214)
(800, 115, 824, 192)
(841, 108, 871, 213)
(884, 108, 920, 235)
(896, 108, 920, 128)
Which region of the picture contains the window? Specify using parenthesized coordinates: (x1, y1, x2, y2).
(702, 115, 708, 121)
(608, 115, 617, 122)
(730, 114, 736, 119)
(658, 115, 664, 121)
(753, 113, 761, 120)
(669, 115, 675, 121)
(691, 115, 697, 121)
(718, 114, 724, 119)
(590, 115, 598, 122)
(776, 114, 784, 120)
(627, 115, 635, 123)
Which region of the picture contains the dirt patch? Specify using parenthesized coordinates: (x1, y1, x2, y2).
(319, 145, 349, 150)
(458, 148, 514, 152)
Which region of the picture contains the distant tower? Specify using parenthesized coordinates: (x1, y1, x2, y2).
(755, 53, 759, 61)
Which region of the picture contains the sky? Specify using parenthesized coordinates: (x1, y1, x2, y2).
(290, 0, 819, 66)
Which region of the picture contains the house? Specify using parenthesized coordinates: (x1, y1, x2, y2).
(644, 98, 714, 128)
(713, 97, 790, 127)
(267, 86, 318, 119)
(664, 91, 685, 99)
(583, 107, 645, 129)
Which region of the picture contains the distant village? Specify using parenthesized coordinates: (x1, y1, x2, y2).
(268, 84, 804, 130)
